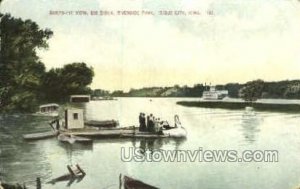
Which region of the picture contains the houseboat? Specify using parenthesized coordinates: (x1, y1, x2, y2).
(36, 103, 59, 117)
(202, 86, 228, 100)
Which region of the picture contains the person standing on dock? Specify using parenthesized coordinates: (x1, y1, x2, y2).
(139, 113, 146, 131)
(148, 114, 155, 132)
(55, 118, 60, 130)
(146, 115, 150, 131)
(141, 113, 146, 131)
(139, 113, 143, 131)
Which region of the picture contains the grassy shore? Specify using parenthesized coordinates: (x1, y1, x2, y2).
(176, 100, 300, 112)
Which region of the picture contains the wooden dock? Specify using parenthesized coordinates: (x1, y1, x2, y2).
(121, 132, 169, 139)
(23, 131, 57, 140)
(61, 128, 135, 138)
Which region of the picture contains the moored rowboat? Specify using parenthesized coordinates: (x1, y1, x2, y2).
(123, 175, 159, 189)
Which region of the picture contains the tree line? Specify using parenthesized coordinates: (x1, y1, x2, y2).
(0, 14, 94, 112)
(92, 80, 300, 101)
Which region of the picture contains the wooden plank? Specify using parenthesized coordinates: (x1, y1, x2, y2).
(121, 133, 169, 139)
(23, 131, 56, 140)
(62, 129, 135, 137)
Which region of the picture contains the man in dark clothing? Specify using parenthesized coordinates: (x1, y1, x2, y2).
(139, 113, 143, 131)
(146, 115, 150, 131)
(148, 114, 155, 132)
(141, 113, 146, 131)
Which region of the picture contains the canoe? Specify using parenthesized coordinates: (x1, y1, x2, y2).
(123, 175, 158, 189)
(23, 131, 57, 140)
(57, 134, 92, 144)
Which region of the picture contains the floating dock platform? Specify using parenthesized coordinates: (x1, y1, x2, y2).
(61, 128, 135, 138)
(23, 131, 57, 140)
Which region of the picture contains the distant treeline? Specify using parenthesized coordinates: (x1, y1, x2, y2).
(92, 80, 300, 99)
(91, 84, 206, 98)
(0, 14, 94, 112)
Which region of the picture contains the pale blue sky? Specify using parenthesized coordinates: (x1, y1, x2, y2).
(1, 0, 300, 91)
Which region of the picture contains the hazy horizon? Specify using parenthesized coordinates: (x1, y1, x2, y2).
(1, 0, 300, 91)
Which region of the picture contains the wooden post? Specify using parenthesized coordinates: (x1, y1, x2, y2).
(36, 177, 41, 189)
(119, 174, 122, 189)
(67, 165, 75, 176)
(76, 164, 86, 176)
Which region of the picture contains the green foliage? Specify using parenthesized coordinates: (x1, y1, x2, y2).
(92, 89, 110, 97)
(0, 14, 94, 112)
(240, 79, 265, 102)
(224, 83, 241, 98)
(42, 63, 94, 102)
(0, 14, 52, 112)
(111, 90, 126, 97)
(110, 84, 205, 97)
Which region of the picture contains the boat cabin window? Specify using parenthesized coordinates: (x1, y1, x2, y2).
(73, 113, 79, 120)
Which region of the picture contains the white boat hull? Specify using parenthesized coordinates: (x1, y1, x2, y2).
(163, 127, 187, 138)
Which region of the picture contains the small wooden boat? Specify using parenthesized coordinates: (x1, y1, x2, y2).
(23, 131, 57, 140)
(84, 119, 119, 128)
(122, 175, 158, 189)
(57, 134, 92, 144)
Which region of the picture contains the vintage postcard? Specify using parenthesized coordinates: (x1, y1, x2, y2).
(1, 0, 300, 189)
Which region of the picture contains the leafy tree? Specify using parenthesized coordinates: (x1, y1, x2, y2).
(92, 89, 109, 97)
(0, 14, 53, 112)
(42, 63, 94, 102)
(240, 79, 265, 102)
(224, 83, 241, 98)
(111, 90, 125, 97)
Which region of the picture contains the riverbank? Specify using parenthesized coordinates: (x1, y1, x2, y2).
(176, 100, 300, 112)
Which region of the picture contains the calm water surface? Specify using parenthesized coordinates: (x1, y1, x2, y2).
(1, 98, 300, 189)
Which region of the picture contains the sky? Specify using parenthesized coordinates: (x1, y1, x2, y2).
(1, 0, 300, 91)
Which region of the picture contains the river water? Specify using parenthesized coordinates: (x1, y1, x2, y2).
(0, 98, 300, 189)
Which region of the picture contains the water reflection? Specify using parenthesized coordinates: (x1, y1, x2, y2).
(1, 98, 300, 189)
(130, 138, 186, 155)
(240, 110, 261, 144)
(0, 115, 53, 186)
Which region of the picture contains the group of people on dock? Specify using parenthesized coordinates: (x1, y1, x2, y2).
(138, 113, 163, 134)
